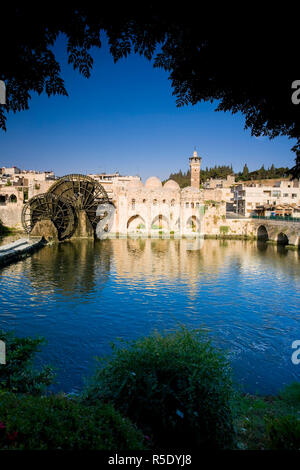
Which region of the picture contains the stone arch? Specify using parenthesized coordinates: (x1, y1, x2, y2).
(127, 214, 146, 231)
(277, 232, 289, 245)
(186, 215, 200, 232)
(151, 214, 169, 229)
(9, 194, 17, 203)
(257, 225, 268, 241)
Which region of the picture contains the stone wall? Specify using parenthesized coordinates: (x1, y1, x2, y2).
(0, 203, 23, 229)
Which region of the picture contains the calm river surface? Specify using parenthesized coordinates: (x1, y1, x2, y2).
(0, 236, 299, 394)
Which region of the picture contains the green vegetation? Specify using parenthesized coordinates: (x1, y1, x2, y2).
(0, 330, 54, 395)
(234, 383, 300, 450)
(235, 163, 290, 182)
(0, 392, 144, 450)
(164, 164, 291, 188)
(0, 330, 145, 450)
(83, 328, 236, 450)
(220, 226, 230, 235)
(164, 165, 233, 187)
(0, 329, 299, 450)
(0, 221, 14, 235)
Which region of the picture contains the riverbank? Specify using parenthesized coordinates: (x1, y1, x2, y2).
(0, 237, 47, 268)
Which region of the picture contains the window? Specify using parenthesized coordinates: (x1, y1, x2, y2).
(131, 199, 135, 210)
(283, 193, 289, 197)
(292, 194, 297, 199)
(196, 202, 199, 208)
(143, 199, 146, 203)
(171, 199, 175, 206)
(191, 202, 194, 208)
(162, 199, 166, 204)
(186, 202, 189, 208)
(153, 199, 157, 206)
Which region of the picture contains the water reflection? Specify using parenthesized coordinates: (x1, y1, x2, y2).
(0, 237, 299, 394)
(27, 239, 112, 296)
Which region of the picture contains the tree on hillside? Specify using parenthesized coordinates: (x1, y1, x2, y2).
(1, 7, 300, 175)
(242, 164, 249, 180)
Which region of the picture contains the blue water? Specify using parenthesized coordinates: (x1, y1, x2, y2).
(0, 236, 299, 395)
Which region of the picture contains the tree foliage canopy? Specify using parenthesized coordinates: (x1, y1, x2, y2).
(1, 7, 300, 174)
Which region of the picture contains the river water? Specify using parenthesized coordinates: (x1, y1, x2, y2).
(0, 236, 299, 394)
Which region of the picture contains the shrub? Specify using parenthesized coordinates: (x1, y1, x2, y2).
(266, 415, 300, 450)
(0, 391, 145, 450)
(220, 226, 229, 235)
(279, 382, 300, 407)
(0, 330, 54, 395)
(83, 328, 236, 449)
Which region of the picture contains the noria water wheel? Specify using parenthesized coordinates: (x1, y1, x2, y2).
(47, 174, 109, 230)
(21, 193, 75, 240)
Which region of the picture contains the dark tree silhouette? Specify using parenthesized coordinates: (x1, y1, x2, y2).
(1, 7, 300, 174)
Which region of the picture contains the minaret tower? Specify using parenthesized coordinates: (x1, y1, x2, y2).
(189, 149, 202, 189)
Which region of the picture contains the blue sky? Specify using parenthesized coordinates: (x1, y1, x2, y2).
(0, 34, 296, 182)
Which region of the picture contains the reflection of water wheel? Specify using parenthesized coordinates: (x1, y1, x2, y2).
(21, 193, 75, 240)
(47, 174, 109, 230)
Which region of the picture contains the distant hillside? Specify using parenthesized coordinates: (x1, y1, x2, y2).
(164, 165, 233, 188)
(235, 164, 291, 182)
(164, 164, 291, 188)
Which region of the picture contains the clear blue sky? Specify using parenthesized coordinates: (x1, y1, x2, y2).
(0, 34, 296, 182)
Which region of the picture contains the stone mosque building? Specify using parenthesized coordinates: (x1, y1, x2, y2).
(0, 150, 227, 238)
(94, 150, 225, 237)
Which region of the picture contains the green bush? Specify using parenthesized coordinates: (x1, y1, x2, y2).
(83, 328, 236, 449)
(0, 391, 145, 450)
(266, 415, 300, 450)
(0, 330, 54, 395)
(279, 382, 300, 407)
(220, 226, 229, 235)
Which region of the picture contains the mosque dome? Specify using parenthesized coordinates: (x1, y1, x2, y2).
(145, 176, 162, 189)
(163, 179, 180, 190)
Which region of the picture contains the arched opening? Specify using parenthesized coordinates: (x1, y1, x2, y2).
(151, 214, 169, 230)
(186, 215, 200, 232)
(9, 194, 17, 203)
(277, 232, 289, 245)
(0, 195, 6, 205)
(257, 225, 268, 241)
(127, 215, 146, 231)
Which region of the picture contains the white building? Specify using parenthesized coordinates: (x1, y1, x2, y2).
(234, 180, 300, 216)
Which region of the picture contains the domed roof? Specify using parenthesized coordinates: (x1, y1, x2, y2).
(145, 176, 162, 189)
(163, 179, 180, 190)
